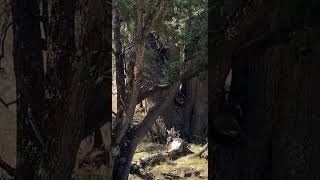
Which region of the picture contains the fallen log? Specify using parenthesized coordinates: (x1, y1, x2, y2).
(192, 143, 208, 158)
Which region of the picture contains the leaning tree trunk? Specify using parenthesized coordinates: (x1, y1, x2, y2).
(112, 1, 167, 179)
(112, 51, 204, 180)
(11, 0, 45, 179)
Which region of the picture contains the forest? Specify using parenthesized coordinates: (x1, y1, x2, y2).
(112, 0, 207, 179)
(0, 0, 320, 180)
(0, 0, 112, 179)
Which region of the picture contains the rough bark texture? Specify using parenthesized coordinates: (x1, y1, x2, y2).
(112, 1, 168, 179)
(113, 7, 126, 130)
(272, 28, 320, 180)
(11, 0, 45, 179)
(161, 75, 208, 142)
(35, 0, 111, 179)
(112, 51, 204, 180)
(209, 1, 320, 180)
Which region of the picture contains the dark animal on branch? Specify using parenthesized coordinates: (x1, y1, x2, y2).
(146, 31, 168, 64)
(174, 92, 185, 106)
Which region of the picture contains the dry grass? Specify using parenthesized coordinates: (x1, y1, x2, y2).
(132, 141, 208, 179)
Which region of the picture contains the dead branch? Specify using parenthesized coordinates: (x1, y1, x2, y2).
(0, 156, 15, 177)
(133, 152, 167, 168)
(192, 143, 208, 158)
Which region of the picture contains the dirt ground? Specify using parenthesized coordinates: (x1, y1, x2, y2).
(129, 138, 208, 179)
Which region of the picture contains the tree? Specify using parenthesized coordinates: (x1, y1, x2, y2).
(7, 0, 112, 179)
(112, 0, 207, 179)
(209, 0, 320, 180)
(151, 0, 208, 141)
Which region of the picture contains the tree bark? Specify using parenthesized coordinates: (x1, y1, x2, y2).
(272, 28, 320, 180)
(11, 0, 45, 179)
(113, 6, 126, 129)
(161, 75, 208, 142)
(112, 52, 204, 180)
(35, 0, 111, 179)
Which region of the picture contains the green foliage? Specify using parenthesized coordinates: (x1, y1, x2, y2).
(163, 59, 182, 84)
(114, 0, 208, 84)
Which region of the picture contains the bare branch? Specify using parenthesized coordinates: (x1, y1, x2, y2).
(0, 156, 15, 177)
(192, 143, 208, 158)
(0, 97, 8, 109)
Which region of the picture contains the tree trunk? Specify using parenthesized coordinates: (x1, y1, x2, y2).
(34, 0, 111, 179)
(11, 0, 45, 179)
(161, 75, 208, 142)
(272, 28, 320, 180)
(190, 76, 208, 141)
(112, 82, 182, 180)
(112, 52, 204, 180)
(113, 6, 126, 127)
(210, 1, 320, 180)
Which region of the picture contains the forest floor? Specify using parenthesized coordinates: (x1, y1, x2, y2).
(129, 138, 208, 180)
(128, 113, 208, 180)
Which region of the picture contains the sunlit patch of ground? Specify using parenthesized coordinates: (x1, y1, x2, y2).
(131, 140, 208, 179)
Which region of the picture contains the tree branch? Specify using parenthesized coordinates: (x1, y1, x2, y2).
(121, 51, 205, 174)
(0, 156, 15, 177)
(144, 51, 204, 130)
(114, 0, 167, 145)
(136, 84, 169, 105)
(0, 97, 8, 109)
(192, 143, 208, 157)
(141, 0, 166, 38)
(112, 48, 117, 58)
